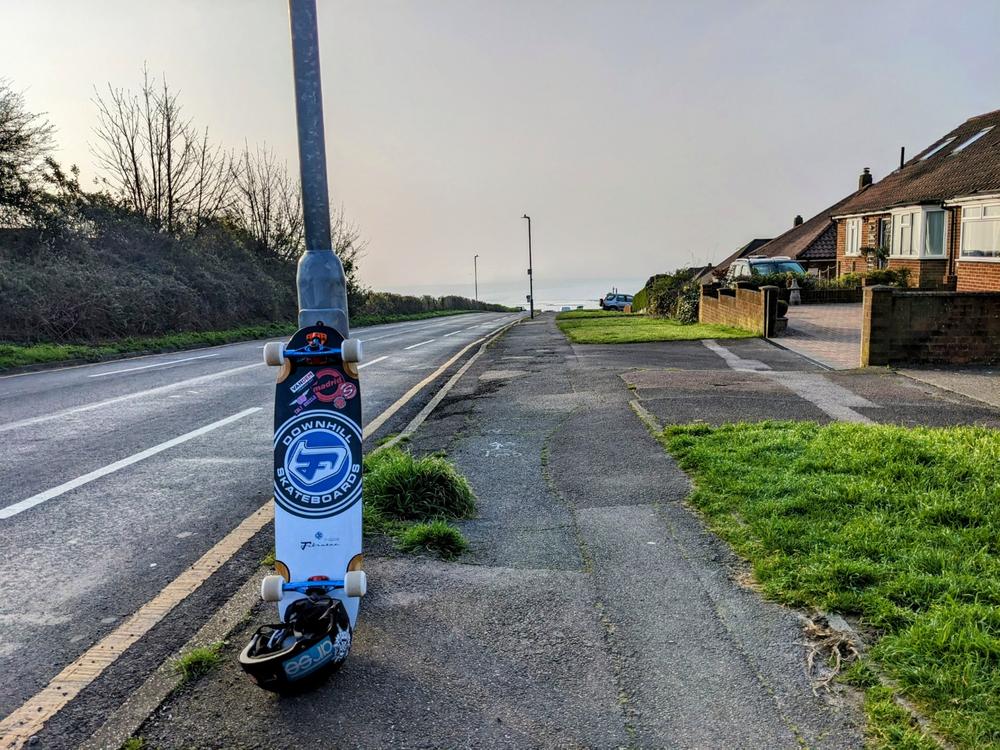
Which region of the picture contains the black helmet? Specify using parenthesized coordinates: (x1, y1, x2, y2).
(239, 594, 351, 692)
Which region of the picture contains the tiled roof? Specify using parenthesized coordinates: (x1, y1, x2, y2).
(835, 108, 1000, 214)
(715, 238, 772, 273)
(754, 189, 865, 262)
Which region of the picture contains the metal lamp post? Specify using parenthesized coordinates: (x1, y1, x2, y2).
(474, 254, 479, 302)
(288, 0, 349, 334)
(522, 214, 534, 319)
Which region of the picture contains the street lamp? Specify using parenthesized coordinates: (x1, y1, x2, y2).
(474, 253, 479, 302)
(522, 214, 534, 319)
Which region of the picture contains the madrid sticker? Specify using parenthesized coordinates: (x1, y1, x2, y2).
(274, 410, 362, 519)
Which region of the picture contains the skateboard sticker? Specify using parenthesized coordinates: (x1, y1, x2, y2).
(274, 409, 362, 519)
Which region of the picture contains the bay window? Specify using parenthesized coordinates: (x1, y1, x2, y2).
(960, 203, 1000, 260)
(890, 207, 945, 258)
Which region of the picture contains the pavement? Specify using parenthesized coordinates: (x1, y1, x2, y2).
(781, 303, 863, 370)
(15, 313, 1000, 748)
(129, 316, 999, 750)
(0, 311, 520, 748)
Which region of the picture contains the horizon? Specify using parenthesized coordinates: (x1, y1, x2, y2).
(3, 0, 1000, 297)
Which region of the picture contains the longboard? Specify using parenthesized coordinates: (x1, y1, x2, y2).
(260, 325, 366, 670)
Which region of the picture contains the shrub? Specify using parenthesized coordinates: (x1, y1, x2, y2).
(674, 282, 700, 323)
(364, 448, 476, 521)
(865, 268, 911, 288)
(632, 287, 648, 312)
(397, 520, 469, 559)
(776, 299, 789, 317)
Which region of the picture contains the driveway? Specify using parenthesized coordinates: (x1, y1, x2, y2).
(780, 302, 863, 369)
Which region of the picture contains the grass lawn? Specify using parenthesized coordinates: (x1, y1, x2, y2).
(555, 309, 755, 344)
(663, 421, 1000, 749)
(0, 309, 493, 371)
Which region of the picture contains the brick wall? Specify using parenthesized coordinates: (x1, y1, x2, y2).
(862, 286, 1000, 365)
(834, 215, 885, 276)
(955, 261, 1000, 291)
(699, 284, 778, 336)
(885, 257, 950, 289)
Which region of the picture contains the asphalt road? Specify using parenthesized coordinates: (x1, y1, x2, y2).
(0, 311, 519, 720)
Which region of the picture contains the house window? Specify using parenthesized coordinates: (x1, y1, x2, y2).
(890, 207, 945, 258)
(960, 203, 1000, 260)
(893, 212, 914, 256)
(845, 218, 861, 256)
(924, 210, 945, 255)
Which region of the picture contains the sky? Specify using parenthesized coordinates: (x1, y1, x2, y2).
(3, 0, 1000, 307)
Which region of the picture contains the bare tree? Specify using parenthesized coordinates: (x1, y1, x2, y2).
(0, 79, 54, 226)
(91, 68, 231, 234)
(229, 142, 302, 260)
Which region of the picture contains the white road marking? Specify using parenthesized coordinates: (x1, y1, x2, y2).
(88, 353, 220, 378)
(357, 355, 388, 370)
(404, 339, 435, 350)
(443, 329, 464, 337)
(0, 407, 261, 520)
(0, 363, 262, 434)
(702, 339, 874, 423)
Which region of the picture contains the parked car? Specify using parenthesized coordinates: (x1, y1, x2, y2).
(600, 292, 633, 311)
(726, 256, 805, 283)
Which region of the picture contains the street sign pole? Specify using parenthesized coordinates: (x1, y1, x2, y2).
(289, 0, 349, 336)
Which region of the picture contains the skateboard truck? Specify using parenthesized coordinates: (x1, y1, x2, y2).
(261, 572, 367, 602)
(263, 337, 362, 367)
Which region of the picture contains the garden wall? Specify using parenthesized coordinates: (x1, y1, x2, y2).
(699, 284, 778, 336)
(862, 286, 1000, 366)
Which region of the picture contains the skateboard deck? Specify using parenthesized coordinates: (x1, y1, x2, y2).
(271, 324, 363, 627)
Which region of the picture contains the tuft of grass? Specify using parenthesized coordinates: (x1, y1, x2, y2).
(554, 309, 754, 344)
(120, 739, 146, 750)
(397, 520, 469, 559)
(261, 548, 275, 568)
(663, 421, 1000, 748)
(364, 448, 475, 521)
(172, 642, 224, 684)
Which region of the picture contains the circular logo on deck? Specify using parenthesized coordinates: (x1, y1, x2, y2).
(274, 410, 362, 519)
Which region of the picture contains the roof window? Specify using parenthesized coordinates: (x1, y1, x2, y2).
(920, 137, 955, 160)
(952, 126, 994, 154)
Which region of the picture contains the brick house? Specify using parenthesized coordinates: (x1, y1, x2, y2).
(832, 109, 1000, 291)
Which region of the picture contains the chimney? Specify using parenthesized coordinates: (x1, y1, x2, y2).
(859, 167, 873, 189)
(793, 215, 803, 227)
(900, 146, 905, 169)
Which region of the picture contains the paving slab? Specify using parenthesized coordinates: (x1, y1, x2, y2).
(781, 303, 863, 370)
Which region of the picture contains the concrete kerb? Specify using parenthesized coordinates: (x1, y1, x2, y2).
(79, 319, 521, 750)
(762, 337, 836, 371)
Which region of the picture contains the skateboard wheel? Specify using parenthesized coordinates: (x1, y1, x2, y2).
(344, 570, 367, 598)
(341, 338, 363, 363)
(263, 342, 285, 366)
(261, 575, 285, 602)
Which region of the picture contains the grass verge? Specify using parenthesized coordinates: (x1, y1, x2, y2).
(171, 642, 224, 684)
(0, 309, 495, 371)
(663, 421, 1000, 749)
(555, 309, 754, 344)
(363, 447, 474, 559)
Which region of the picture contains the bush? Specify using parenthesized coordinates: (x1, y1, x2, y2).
(674, 282, 700, 323)
(865, 268, 911, 288)
(632, 286, 648, 312)
(364, 448, 476, 521)
(397, 520, 468, 559)
(776, 299, 789, 317)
